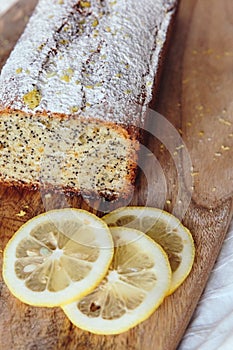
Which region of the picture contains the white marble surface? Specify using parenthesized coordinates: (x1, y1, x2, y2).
(0, 0, 232, 348)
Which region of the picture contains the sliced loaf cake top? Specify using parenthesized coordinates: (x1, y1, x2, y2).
(0, 0, 177, 127)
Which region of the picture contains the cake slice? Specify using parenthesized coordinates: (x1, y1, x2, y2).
(0, 0, 178, 200)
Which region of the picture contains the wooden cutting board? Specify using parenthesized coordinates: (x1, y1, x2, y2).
(0, 0, 232, 349)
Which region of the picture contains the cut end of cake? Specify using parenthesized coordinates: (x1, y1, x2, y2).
(0, 110, 139, 201)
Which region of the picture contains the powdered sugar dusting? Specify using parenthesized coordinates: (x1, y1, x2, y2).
(0, 0, 177, 126)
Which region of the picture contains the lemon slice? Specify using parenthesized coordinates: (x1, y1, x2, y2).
(62, 227, 171, 335)
(103, 207, 195, 295)
(3, 208, 114, 307)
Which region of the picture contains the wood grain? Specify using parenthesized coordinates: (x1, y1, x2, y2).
(0, 0, 232, 349)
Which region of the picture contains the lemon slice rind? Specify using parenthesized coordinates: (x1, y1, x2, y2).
(103, 206, 195, 295)
(3, 208, 114, 307)
(62, 227, 171, 335)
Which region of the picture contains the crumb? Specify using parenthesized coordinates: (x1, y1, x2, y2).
(176, 145, 184, 151)
(16, 210, 27, 217)
(191, 172, 199, 177)
(221, 145, 230, 151)
(219, 118, 231, 126)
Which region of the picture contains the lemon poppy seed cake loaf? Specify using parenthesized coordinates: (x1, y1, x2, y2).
(0, 0, 177, 200)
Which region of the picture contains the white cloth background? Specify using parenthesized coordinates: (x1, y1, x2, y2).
(179, 220, 233, 350)
(0, 0, 18, 15)
(0, 1, 233, 348)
